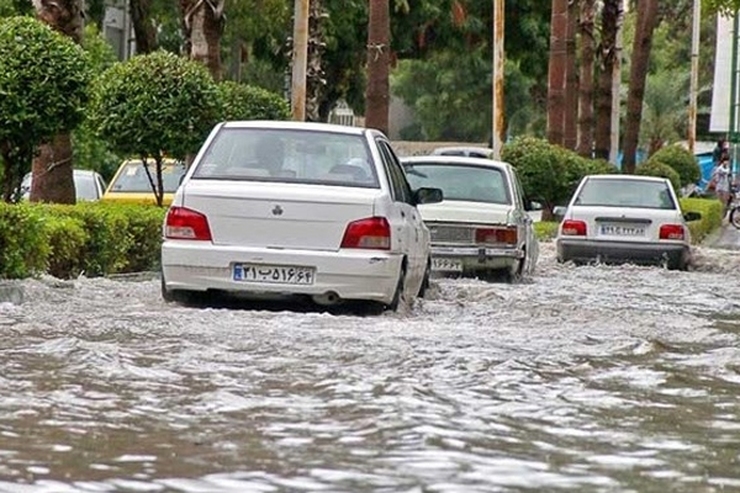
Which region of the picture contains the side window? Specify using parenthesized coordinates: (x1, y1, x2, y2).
(510, 168, 526, 210)
(377, 140, 412, 203)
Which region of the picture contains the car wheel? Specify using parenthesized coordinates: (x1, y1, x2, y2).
(417, 258, 431, 298)
(161, 270, 197, 305)
(387, 262, 407, 312)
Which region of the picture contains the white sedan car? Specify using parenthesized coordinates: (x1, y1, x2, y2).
(555, 174, 700, 270)
(160, 121, 443, 312)
(401, 156, 539, 282)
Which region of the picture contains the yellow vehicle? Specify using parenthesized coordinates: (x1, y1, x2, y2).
(102, 158, 187, 206)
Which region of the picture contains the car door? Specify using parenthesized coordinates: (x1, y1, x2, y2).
(510, 167, 538, 272)
(376, 139, 426, 286)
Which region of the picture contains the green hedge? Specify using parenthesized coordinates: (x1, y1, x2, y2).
(679, 197, 723, 244)
(0, 202, 166, 279)
(533, 198, 722, 244)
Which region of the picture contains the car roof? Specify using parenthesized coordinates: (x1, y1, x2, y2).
(585, 174, 668, 184)
(431, 146, 492, 155)
(220, 120, 370, 136)
(400, 155, 511, 170)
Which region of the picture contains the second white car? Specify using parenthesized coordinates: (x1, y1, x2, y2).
(401, 156, 539, 282)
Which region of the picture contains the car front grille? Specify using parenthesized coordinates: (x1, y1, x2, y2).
(427, 223, 475, 243)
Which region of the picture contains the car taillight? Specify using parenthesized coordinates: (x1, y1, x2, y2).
(475, 227, 517, 245)
(340, 217, 391, 250)
(659, 224, 685, 240)
(561, 219, 587, 236)
(165, 206, 212, 241)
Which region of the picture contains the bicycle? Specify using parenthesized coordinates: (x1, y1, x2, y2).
(728, 187, 740, 229)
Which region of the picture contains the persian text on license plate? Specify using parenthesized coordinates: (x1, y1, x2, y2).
(432, 258, 463, 272)
(233, 264, 315, 285)
(600, 224, 646, 237)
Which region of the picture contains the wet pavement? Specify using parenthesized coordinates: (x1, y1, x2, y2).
(1, 242, 740, 492)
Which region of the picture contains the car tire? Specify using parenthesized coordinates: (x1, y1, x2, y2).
(161, 270, 197, 305)
(387, 262, 407, 312)
(730, 207, 740, 229)
(417, 258, 431, 298)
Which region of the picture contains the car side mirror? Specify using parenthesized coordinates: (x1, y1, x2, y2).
(683, 211, 702, 222)
(413, 187, 443, 205)
(526, 200, 543, 212)
(552, 205, 567, 222)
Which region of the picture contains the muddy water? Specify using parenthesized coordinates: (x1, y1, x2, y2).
(1, 244, 740, 492)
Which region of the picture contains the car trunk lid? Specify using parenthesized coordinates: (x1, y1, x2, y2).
(181, 180, 378, 251)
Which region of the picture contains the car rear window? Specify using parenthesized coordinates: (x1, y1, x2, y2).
(403, 163, 511, 204)
(74, 173, 99, 201)
(192, 128, 379, 188)
(574, 178, 677, 209)
(109, 161, 186, 193)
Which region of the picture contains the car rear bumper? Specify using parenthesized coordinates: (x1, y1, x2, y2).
(431, 244, 523, 271)
(556, 238, 690, 266)
(161, 241, 403, 304)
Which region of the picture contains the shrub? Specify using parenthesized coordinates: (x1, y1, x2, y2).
(680, 197, 723, 244)
(534, 221, 559, 241)
(635, 161, 681, 191)
(90, 51, 221, 206)
(0, 204, 49, 278)
(44, 215, 89, 278)
(502, 137, 616, 219)
(120, 204, 167, 272)
(0, 16, 91, 202)
(648, 145, 701, 188)
(218, 81, 291, 121)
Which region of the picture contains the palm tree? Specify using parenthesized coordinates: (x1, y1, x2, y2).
(622, 0, 660, 174)
(179, 0, 226, 81)
(564, 0, 579, 150)
(365, 0, 390, 134)
(30, 0, 84, 204)
(130, 0, 157, 54)
(641, 70, 689, 156)
(577, 0, 595, 157)
(593, 0, 621, 160)
(547, 0, 568, 146)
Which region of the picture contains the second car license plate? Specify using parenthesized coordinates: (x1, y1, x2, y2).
(600, 224, 646, 237)
(432, 258, 463, 272)
(233, 264, 315, 285)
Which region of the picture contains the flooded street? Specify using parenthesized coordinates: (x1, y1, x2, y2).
(2, 243, 740, 492)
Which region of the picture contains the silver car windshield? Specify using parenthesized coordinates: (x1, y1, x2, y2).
(192, 128, 380, 189)
(404, 163, 511, 205)
(575, 178, 676, 210)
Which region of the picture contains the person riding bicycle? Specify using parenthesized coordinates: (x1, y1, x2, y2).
(711, 154, 732, 217)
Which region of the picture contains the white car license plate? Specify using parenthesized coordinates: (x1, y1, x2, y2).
(600, 224, 646, 237)
(233, 264, 315, 285)
(432, 258, 463, 272)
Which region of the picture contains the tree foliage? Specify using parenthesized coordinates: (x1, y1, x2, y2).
(0, 16, 91, 202)
(647, 144, 701, 187)
(217, 81, 291, 121)
(635, 160, 682, 191)
(90, 51, 220, 205)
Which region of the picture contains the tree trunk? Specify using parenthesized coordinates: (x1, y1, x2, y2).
(576, 0, 595, 157)
(547, 0, 568, 146)
(564, 0, 579, 150)
(306, 0, 326, 122)
(622, 0, 660, 174)
(129, 0, 157, 54)
(30, 0, 84, 205)
(180, 0, 225, 81)
(593, 0, 620, 160)
(365, 0, 390, 134)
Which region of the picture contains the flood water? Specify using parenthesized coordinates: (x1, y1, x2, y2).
(1, 243, 740, 492)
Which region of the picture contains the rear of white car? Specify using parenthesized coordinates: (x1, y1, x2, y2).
(556, 175, 692, 270)
(161, 121, 424, 308)
(402, 157, 538, 280)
